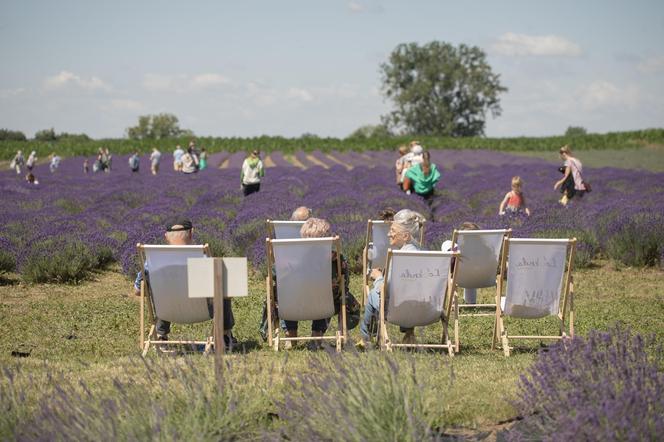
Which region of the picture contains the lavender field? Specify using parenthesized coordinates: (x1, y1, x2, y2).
(1, 149, 663, 282)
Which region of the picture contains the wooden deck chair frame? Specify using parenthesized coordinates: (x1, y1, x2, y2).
(492, 238, 576, 356)
(378, 249, 459, 355)
(361, 220, 426, 306)
(265, 236, 347, 352)
(449, 228, 511, 352)
(137, 243, 219, 356)
(266, 219, 306, 240)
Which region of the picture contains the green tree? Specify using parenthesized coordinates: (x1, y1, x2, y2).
(126, 113, 189, 139)
(34, 128, 57, 141)
(565, 126, 588, 137)
(0, 129, 27, 141)
(380, 41, 507, 137)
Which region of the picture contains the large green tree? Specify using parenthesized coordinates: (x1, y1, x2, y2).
(126, 113, 192, 139)
(380, 41, 507, 137)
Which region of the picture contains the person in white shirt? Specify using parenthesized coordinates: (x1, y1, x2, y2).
(240, 150, 265, 196)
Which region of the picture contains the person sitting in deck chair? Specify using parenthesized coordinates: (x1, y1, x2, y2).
(360, 209, 426, 346)
(133, 218, 236, 351)
(276, 217, 360, 349)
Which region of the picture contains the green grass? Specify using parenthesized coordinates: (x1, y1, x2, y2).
(1, 261, 663, 437)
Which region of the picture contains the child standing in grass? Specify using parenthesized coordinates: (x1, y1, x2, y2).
(499, 176, 531, 216)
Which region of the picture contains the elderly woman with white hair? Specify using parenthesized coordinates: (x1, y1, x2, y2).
(359, 209, 425, 346)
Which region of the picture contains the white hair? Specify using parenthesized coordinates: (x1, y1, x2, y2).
(392, 209, 425, 243)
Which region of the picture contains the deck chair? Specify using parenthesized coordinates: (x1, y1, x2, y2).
(449, 229, 511, 351)
(137, 244, 214, 356)
(379, 249, 458, 355)
(493, 238, 576, 356)
(266, 236, 347, 351)
(266, 219, 305, 239)
(362, 220, 426, 306)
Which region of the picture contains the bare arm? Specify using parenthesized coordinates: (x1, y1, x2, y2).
(554, 166, 571, 190)
(498, 192, 510, 214)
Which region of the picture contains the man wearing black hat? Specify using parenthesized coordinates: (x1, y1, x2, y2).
(133, 218, 236, 351)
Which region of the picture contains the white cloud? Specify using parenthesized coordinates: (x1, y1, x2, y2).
(143, 72, 231, 92)
(578, 81, 640, 111)
(44, 70, 111, 91)
(191, 73, 230, 89)
(492, 32, 582, 57)
(637, 55, 664, 74)
(108, 99, 144, 111)
(286, 87, 314, 102)
(348, 1, 365, 13)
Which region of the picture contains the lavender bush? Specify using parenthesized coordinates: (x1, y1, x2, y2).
(508, 325, 664, 441)
(1, 150, 663, 282)
(277, 352, 442, 441)
(1, 358, 270, 441)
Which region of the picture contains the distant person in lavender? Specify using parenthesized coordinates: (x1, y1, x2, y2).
(499, 176, 531, 216)
(104, 147, 112, 172)
(395, 145, 409, 190)
(26, 150, 37, 172)
(83, 158, 89, 174)
(554, 145, 587, 206)
(129, 151, 140, 173)
(198, 147, 208, 171)
(181, 147, 198, 174)
(403, 151, 440, 204)
(173, 145, 185, 171)
(359, 209, 425, 347)
(10, 150, 24, 175)
(150, 147, 161, 175)
(133, 218, 236, 352)
(241, 150, 264, 196)
(441, 221, 481, 304)
(49, 153, 61, 173)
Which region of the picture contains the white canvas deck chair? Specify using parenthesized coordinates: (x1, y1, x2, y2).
(137, 244, 214, 356)
(266, 237, 347, 351)
(449, 229, 511, 351)
(362, 220, 426, 306)
(266, 219, 305, 239)
(379, 249, 459, 355)
(493, 238, 576, 356)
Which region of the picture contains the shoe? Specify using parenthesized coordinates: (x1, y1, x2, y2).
(223, 333, 238, 352)
(156, 335, 177, 355)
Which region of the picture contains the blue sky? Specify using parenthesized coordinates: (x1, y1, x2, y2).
(1, 0, 663, 138)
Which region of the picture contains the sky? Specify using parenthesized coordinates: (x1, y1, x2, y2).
(1, 0, 663, 139)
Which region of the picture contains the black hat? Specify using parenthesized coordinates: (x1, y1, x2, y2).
(166, 218, 193, 232)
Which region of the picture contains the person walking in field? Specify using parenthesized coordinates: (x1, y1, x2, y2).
(104, 147, 112, 172)
(181, 147, 198, 174)
(198, 147, 208, 171)
(150, 147, 161, 175)
(241, 150, 264, 196)
(83, 158, 89, 174)
(403, 150, 440, 204)
(554, 145, 588, 206)
(499, 176, 531, 216)
(129, 151, 140, 173)
(173, 145, 184, 171)
(10, 150, 24, 174)
(395, 145, 409, 189)
(49, 153, 61, 173)
(25, 151, 37, 181)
